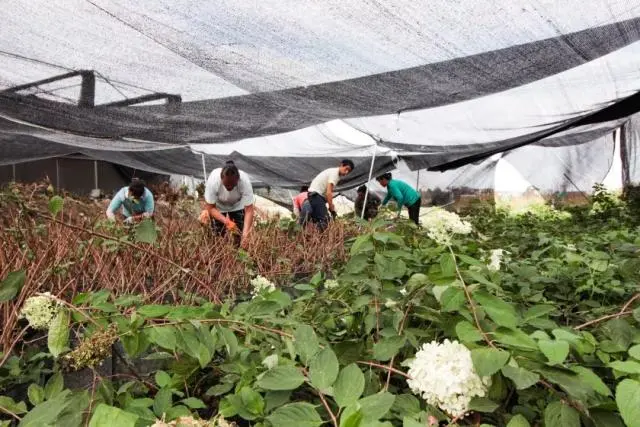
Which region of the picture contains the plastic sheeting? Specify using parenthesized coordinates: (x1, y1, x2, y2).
(2, 0, 640, 190)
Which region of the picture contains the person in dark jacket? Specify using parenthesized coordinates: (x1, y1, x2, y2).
(354, 185, 381, 220)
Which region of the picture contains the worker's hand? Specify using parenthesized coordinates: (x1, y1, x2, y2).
(329, 209, 338, 220)
(328, 203, 335, 213)
(225, 219, 237, 231)
(199, 210, 210, 225)
(240, 235, 249, 250)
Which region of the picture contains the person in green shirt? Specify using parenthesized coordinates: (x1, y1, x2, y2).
(376, 172, 422, 225)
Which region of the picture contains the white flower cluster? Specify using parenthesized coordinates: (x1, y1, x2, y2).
(406, 339, 490, 417)
(324, 279, 340, 290)
(151, 416, 232, 427)
(19, 293, 60, 330)
(422, 209, 472, 245)
(250, 275, 276, 298)
(487, 249, 505, 271)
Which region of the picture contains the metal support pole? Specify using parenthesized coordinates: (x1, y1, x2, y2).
(55, 159, 60, 189)
(201, 153, 207, 181)
(93, 160, 99, 189)
(361, 144, 377, 219)
(416, 169, 420, 190)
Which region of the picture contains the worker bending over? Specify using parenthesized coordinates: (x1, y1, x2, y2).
(293, 185, 312, 225)
(106, 179, 154, 224)
(376, 172, 421, 225)
(202, 161, 255, 248)
(307, 160, 354, 230)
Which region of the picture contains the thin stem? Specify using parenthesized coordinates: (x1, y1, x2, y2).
(29, 208, 213, 299)
(302, 367, 337, 427)
(0, 405, 21, 421)
(575, 310, 633, 330)
(447, 245, 496, 348)
(385, 304, 412, 391)
(620, 293, 640, 314)
(357, 361, 412, 379)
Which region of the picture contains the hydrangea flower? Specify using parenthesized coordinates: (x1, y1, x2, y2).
(19, 293, 60, 330)
(422, 209, 472, 245)
(250, 275, 276, 298)
(324, 279, 339, 289)
(406, 339, 490, 417)
(488, 249, 505, 271)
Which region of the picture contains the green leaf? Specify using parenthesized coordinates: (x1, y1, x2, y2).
(494, 327, 537, 350)
(543, 401, 580, 427)
(372, 336, 406, 362)
(147, 326, 177, 350)
(334, 364, 365, 408)
(501, 366, 539, 390)
(27, 384, 45, 406)
(591, 410, 625, 427)
(618, 380, 640, 427)
(47, 309, 70, 358)
(265, 390, 291, 414)
(602, 318, 635, 351)
(570, 366, 611, 396)
(473, 291, 519, 328)
(471, 348, 510, 377)
(0, 270, 26, 302)
(19, 389, 71, 427)
(137, 305, 170, 318)
(294, 324, 320, 365)
(88, 404, 138, 427)
(524, 305, 555, 321)
(455, 321, 483, 343)
(154, 371, 171, 388)
(468, 397, 499, 413)
(152, 388, 173, 418)
(197, 342, 212, 368)
(340, 410, 364, 427)
(239, 387, 265, 417)
(351, 235, 374, 255)
(44, 372, 64, 400)
(218, 327, 239, 358)
(134, 219, 157, 244)
(357, 391, 396, 421)
(267, 402, 323, 427)
(609, 360, 640, 374)
(629, 344, 640, 360)
(48, 196, 64, 217)
(506, 414, 530, 427)
(181, 397, 206, 409)
(538, 340, 570, 365)
(0, 396, 26, 415)
(257, 365, 305, 391)
(440, 287, 465, 312)
(309, 347, 340, 389)
(375, 254, 407, 280)
(439, 252, 456, 277)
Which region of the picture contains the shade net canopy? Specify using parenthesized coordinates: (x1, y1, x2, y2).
(2, 0, 640, 193)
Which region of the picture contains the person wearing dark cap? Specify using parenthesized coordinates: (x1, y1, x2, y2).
(376, 172, 421, 225)
(354, 185, 381, 220)
(201, 160, 255, 247)
(307, 160, 355, 230)
(106, 179, 154, 224)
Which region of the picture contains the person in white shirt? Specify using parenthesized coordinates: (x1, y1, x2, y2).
(307, 159, 355, 230)
(201, 161, 255, 247)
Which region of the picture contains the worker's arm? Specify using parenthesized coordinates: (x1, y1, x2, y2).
(293, 199, 301, 217)
(242, 204, 255, 246)
(106, 190, 124, 220)
(326, 183, 335, 212)
(142, 192, 155, 218)
(382, 192, 391, 206)
(205, 203, 232, 226)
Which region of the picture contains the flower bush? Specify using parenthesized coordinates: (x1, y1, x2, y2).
(1, 187, 640, 427)
(407, 339, 490, 417)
